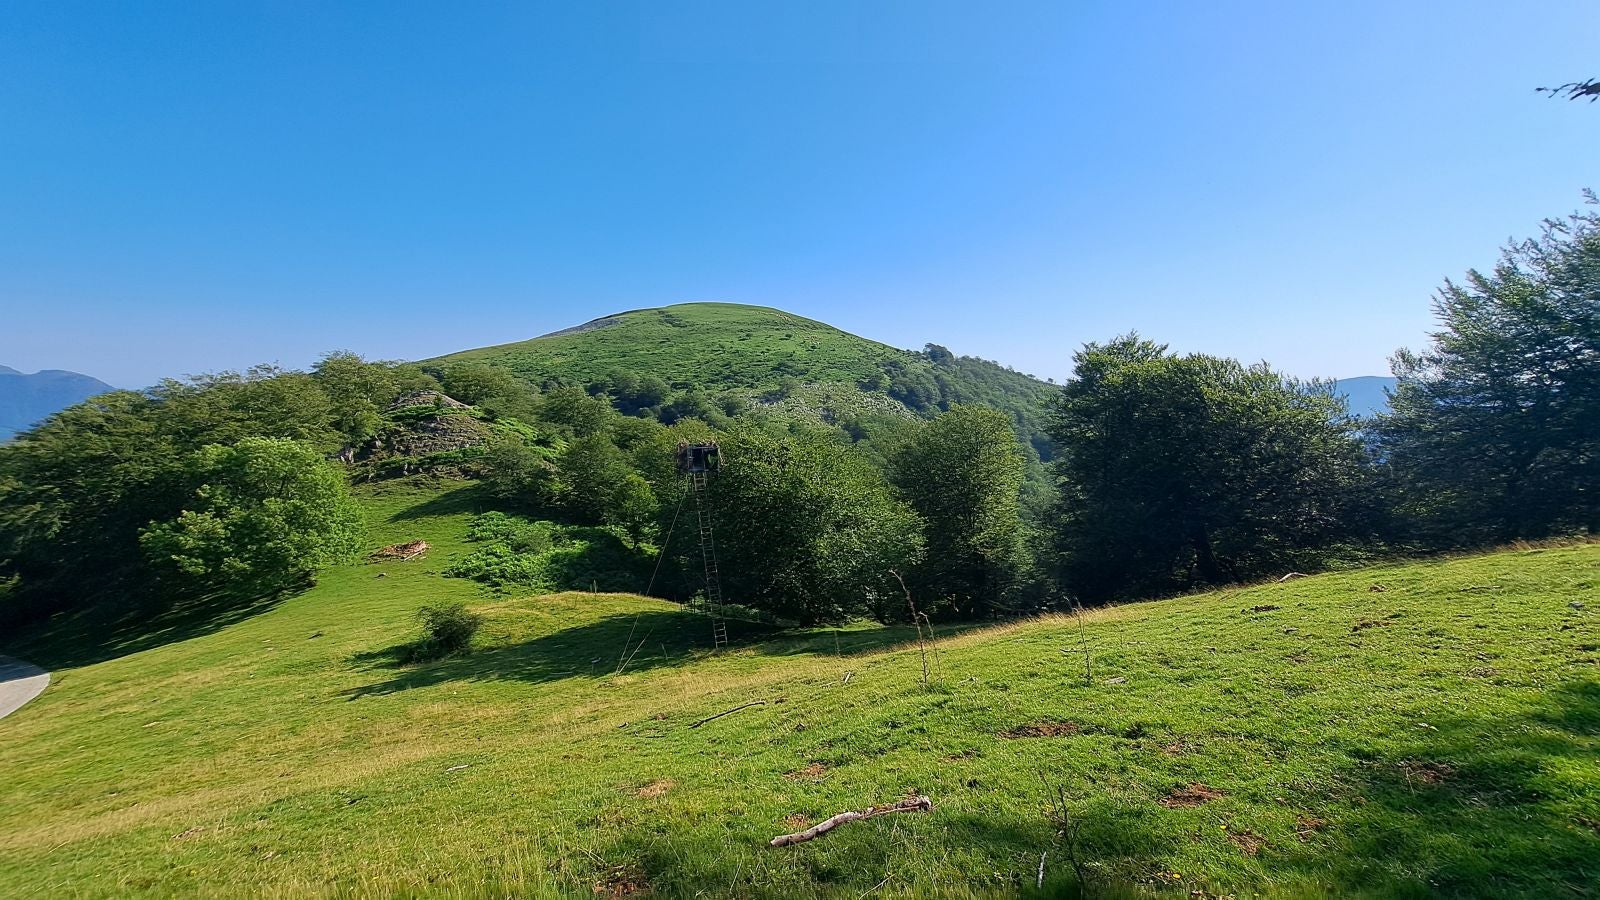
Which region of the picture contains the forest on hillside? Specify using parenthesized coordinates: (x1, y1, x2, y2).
(1, 201, 1596, 634)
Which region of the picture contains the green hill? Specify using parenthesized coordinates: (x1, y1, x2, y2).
(428, 302, 1059, 457)
(2, 477, 1594, 898)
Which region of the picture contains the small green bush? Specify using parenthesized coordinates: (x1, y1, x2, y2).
(446, 512, 648, 593)
(403, 602, 482, 662)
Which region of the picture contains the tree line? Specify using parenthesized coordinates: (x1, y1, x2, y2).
(1, 200, 1594, 630)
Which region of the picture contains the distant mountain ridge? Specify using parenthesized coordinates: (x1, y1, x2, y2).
(1333, 376, 1398, 418)
(0, 367, 116, 442)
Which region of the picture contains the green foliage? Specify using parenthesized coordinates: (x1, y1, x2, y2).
(1049, 337, 1374, 602)
(426, 303, 1056, 450)
(313, 351, 431, 444)
(446, 512, 649, 593)
(534, 387, 613, 438)
(611, 473, 658, 546)
(0, 361, 411, 622)
(439, 362, 522, 405)
(139, 438, 364, 600)
(551, 435, 662, 540)
(707, 427, 923, 624)
(554, 434, 632, 523)
(478, 434, 560, 508)
(402, 602, 482, 662)
(891, 405, 1028, 619)
(1379, 203, 1600, 544)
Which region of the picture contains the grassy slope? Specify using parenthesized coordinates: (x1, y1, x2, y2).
(425, 303, 1057, 438)
(430, 303, 906, 392)
(1, 478, 1596, 899)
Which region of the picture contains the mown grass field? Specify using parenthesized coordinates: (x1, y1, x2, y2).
(1, 477, 1596, 898)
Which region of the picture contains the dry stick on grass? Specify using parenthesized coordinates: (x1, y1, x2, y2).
(687, 700, 767, 729)
(891, 570, 930, 685)
(614, 614, 641, 675)
(1072, 602, 1092, 686)
(769, 796, 934, 847)
(615, 626, 656, 677)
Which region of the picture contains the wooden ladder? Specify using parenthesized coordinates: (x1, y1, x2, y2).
(689, 471, 729, 650)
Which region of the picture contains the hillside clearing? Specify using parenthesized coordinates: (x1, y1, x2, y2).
(1, 478, 1596, 898)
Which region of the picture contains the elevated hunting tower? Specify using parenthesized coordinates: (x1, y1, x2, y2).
(676, 441, 727, 649)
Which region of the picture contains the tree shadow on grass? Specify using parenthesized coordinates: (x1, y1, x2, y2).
(342, 609, 991, 700)
(383, 482, 489, 521)
(1277, 679, 1600, 898)
(6, 585, 291, 672)
(744, 620, 991, 660)
(344, 610, 773, 698)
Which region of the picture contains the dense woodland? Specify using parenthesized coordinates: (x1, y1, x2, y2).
(1, 202, 1595, 632)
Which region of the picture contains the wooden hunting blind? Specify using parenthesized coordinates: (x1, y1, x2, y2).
(677, 441, 721, 475)
(673, 440, 727, 648)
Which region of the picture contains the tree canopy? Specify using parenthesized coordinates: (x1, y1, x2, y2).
(1378, 204, 1600, 543)
(140, 438, 364, 600)
(1048, 337, 1373, 602)
(890, 405, 1026, 620)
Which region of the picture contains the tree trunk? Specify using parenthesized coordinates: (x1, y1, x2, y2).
(1190, 526, 1225, 584)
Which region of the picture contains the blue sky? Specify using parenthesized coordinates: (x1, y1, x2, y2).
(2, 1, 1596, 388)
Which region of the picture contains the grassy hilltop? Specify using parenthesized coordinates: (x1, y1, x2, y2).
(1, 477, 1595, 898)
(428, 302, 1059, 452)
(431, 303, 909, 392)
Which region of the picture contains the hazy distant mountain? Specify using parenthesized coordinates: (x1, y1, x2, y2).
(1333, 376, 1398, 418)
(0, 366, 116, 442)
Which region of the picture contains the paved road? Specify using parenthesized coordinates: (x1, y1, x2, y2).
(0, 656, 49, 720)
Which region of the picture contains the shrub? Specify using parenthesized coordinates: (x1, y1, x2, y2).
(446, 513, 648, 593)
(404, 602, 482, 662)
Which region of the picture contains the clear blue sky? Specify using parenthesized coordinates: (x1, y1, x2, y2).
(2, 1, 1596, 388)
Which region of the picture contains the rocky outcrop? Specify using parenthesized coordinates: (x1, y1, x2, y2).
(387, 389, 470, 412)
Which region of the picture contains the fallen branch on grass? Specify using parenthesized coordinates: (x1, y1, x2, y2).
(687, 700, 767, 729)
(768, 796, 933, 847)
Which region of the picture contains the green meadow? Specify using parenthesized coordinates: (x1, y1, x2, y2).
(1, 477, 1595, 898)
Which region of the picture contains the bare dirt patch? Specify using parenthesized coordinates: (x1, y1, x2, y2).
(634, 779, 674, 799)
(1247, 605, 1281, 613)
(1398, 761, 1454, 785)
(594, 864, 649, 897)
(1351, 619, 1392, 632)
(1159, 740, 1196, 756)
(1227, 829, 1265, 855)
(1000, 721, 1080, 739)
(1295, 816, 1328, 842)
(1159, 783, 1225, 808)
(784, 762, 829, 781)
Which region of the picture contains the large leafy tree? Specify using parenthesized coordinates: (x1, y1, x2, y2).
(552, 433, 660, 539)
(1378, 203, 1600, 543)
(140, 438, 364, 600)
(0, 362, 413, 622)
(706, 428, 922, 624)
(1048, 337, 1373, 602)
(439, 362, 524, 406)
(890, 405, 1026, 620)
(312, 351, 431, 445)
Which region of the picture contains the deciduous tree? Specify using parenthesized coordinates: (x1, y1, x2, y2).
(1378, 202, 1600, 542)
(1048, 337, 1373, 601)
